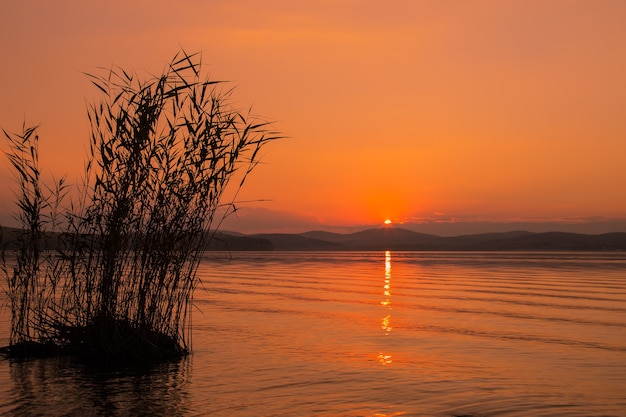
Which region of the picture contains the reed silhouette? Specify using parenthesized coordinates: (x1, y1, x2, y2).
(1, 50, 278, 364)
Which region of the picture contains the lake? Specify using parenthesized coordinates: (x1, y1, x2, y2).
(1, 251, 625, 416)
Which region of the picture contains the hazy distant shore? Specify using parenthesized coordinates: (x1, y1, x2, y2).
(3, 225, 626, 252)
(2, 226, 626, 252)
(233, 228, 626, 251)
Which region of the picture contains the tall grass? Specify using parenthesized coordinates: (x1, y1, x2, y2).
(1, 50, 278, 363)
(1, 125, 67, 350)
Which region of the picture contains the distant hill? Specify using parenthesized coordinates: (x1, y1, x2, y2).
(249, 233, 343, 251)
(4, 225, 626, 252)
(0, 226, 273, 251)
(300, 228, 445, 250)
(471, 231, 626, 251)
(205, 232, 273, 251)
(0, 226, 66, 250)
(251, 227, 626, 251)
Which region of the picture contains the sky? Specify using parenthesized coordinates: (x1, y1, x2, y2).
(1, 0, 626, 235)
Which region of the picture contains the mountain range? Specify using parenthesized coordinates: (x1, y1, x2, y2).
(211, 227, 626, 251)
(3, 225, 626, 252)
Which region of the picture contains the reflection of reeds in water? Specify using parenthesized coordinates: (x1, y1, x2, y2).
(1, 50, 277, 364)
(7, 355, 191, 415)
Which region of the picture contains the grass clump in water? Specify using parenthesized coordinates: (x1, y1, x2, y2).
(1, 50, 278, 365)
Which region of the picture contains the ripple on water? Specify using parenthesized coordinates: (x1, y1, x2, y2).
(1, 251, 626, 416)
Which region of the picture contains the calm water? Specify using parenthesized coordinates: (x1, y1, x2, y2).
(1, 251, 625, 416)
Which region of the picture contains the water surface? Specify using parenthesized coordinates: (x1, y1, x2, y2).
(1, 251, 625, 416)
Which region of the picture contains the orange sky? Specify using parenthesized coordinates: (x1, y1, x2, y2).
(1, 1, 626, 234)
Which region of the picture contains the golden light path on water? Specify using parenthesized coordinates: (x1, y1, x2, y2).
(378, 250, 393, 366)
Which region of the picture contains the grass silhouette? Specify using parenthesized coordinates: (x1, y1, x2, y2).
(1, 50, 278, 364)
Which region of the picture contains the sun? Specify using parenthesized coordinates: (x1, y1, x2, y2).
(384, 219, 392, 225)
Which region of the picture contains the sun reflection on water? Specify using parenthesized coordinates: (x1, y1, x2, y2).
(378, 352, 392, 366)
(381, 250, 392, 308)
(381, 315, 392, 334)
(379, 250, 393, 365)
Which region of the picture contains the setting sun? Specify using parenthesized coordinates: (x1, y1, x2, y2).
(384, 219, 392, 225)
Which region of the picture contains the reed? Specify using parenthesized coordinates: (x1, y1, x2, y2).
(1, 50, 278, 363)
(0, 125, 67, 356)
